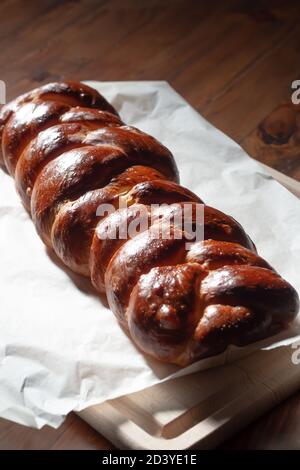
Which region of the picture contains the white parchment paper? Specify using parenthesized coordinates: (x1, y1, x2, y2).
(0, 81, 300, 429)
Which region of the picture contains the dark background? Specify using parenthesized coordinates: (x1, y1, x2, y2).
(1, 0, 300, 449)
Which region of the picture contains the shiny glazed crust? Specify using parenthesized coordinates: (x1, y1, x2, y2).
(1, 81, 298, 366)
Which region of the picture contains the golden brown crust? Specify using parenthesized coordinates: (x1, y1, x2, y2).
(51, 166, 168, 276)
(128, 262, 298, 365)
(1, 81, 298, 367)
(128, 263, 205, 363)
(106, 224, 189, 326)
(186, 239, 271, 270)
(31, 127, 178, 246)
(0, 81, 118, 168)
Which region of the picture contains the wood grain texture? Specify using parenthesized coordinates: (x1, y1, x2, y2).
(0, 0, 300, 450)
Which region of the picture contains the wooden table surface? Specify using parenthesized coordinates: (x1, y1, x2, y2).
(1, 0, 300, 450)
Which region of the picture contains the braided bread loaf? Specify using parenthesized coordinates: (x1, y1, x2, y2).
(1, 81, 298, 366)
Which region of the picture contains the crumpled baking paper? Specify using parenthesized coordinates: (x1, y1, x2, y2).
(0, 80, 300, 429)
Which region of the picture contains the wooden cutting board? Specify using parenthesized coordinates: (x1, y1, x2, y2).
(78, 165, 300, 450)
